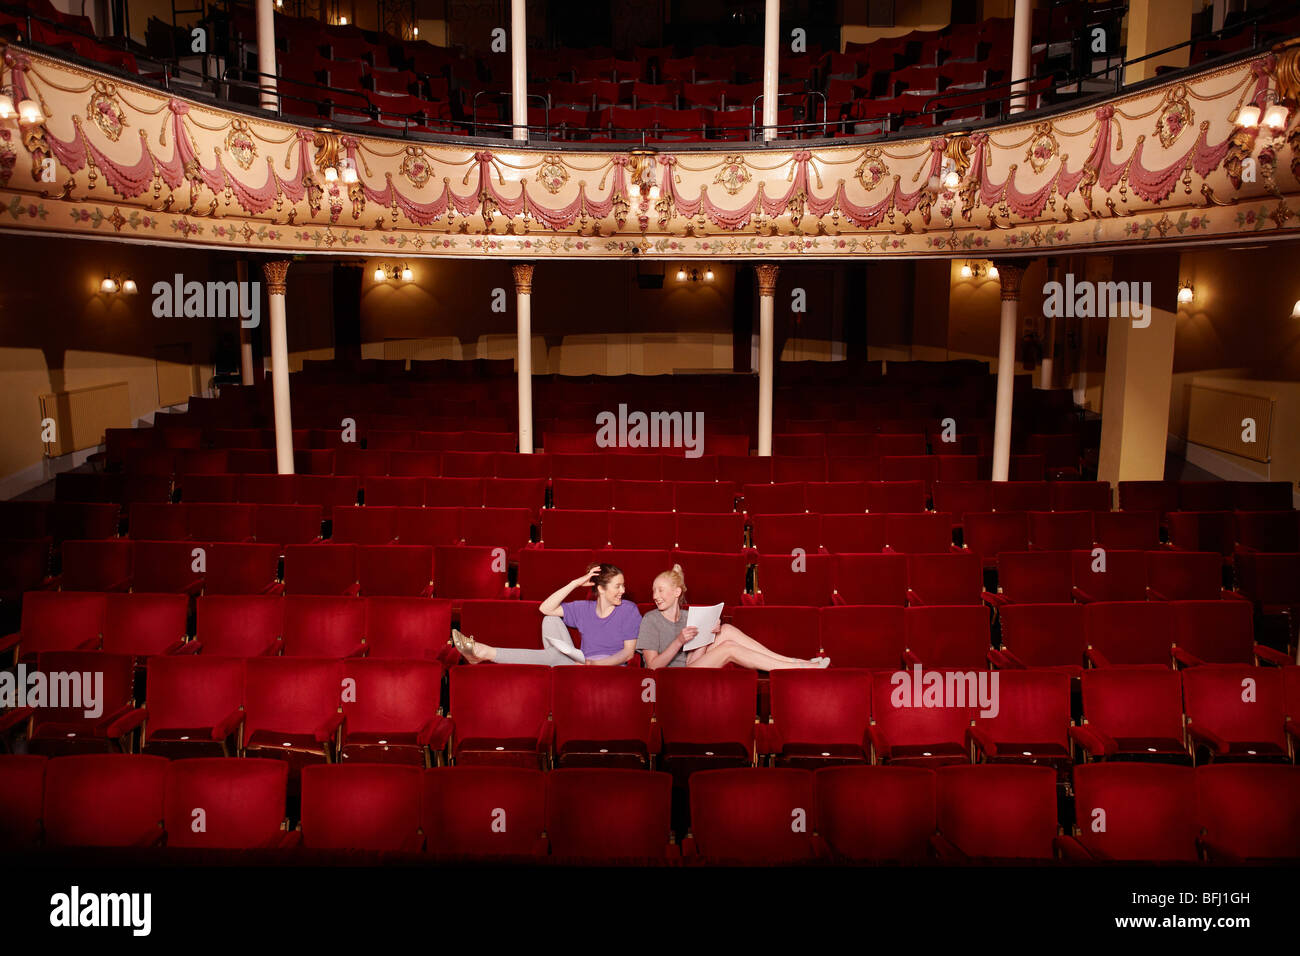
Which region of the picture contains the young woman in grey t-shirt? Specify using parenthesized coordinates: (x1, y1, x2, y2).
(638, 564, 829, 670)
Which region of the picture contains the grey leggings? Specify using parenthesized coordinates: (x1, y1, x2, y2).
(491, 615, 581, 666)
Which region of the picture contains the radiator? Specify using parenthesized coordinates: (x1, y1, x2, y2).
(39, 382, 132, 457)
(1185, 385, 1274, 463)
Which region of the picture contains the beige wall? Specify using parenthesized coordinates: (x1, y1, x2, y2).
(841, 0, 953, 49)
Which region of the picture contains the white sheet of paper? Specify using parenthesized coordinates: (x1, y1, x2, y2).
(681, 603, 725, 652)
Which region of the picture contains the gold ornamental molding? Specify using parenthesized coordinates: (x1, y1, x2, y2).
(511, 262, 533, 293)
(262, 259, 290, 294)
(993, 259, 1027, 299)
(0, 39, 1298, 260)
(755, 263, 780, 295)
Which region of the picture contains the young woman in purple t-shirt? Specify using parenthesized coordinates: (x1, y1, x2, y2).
(452, 563, 641, 666)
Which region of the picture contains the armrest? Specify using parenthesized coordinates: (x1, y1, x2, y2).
(982, 589, 1008, 607)
(1068, 725, 1117, 758)
(664, 842, 681, 859)
(106, 707, 147, 738)
(1071, 585, 1098, 604)
(429, 716, 454, 752)
(343, 642, 368, 659)
(1084, 646, 1112, 669)
(416, 715, 449, 747)
(1221, 589, 1252, 603)
(175, 639, 202, 655)
(1254, 643, 1293, 666)
(259, 581, 285, 595)
(436, 643, 460, 669)
(967, 725, 997, 759)
(535, 717, 552, 756)
(212, 707, 246, 740)
(1186, 722, 1229, 755)
(401, 831, 425, 853)
(755, 721, 782, 756)
(902, 648, 922, 667)
(1054, 834, 1094, 861)
(929, 832, 966, 862)
(0, 706, 34, 734)
(1146, 588, 1171, 602)
(77, 636, 102, 651)
(808, 833, 831, 859)
(280, 829, 303, 849)
(906, 588, 926, 606)
(314, 711, 345, 744)
(865, 724, 890, 761)
(1172, 645, 1204, 668)
(343, 582, 361, 597)
(0, 632, 21, 655)
(988, 647, 1026, 669)
(132, 825, 166, 848)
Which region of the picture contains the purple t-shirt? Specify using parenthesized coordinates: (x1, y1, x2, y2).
(561, 599, 642, 661)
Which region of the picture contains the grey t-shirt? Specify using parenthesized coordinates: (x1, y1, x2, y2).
(636, 609, 689, 667)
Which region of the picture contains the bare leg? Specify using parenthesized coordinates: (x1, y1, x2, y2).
(689, 639, 820, 671)
(714, 624, 810, 665)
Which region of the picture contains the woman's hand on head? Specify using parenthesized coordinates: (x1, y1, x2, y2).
(572, 567, 599, 588)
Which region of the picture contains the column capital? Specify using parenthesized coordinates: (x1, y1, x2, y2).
(755, 263, 780, 297)
(512, 263, 534, 294)
(262, 259, 291, 295)
(993, 259, 1027, 300)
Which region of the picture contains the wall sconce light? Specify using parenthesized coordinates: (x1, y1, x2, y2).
(0, 92, 13, 120)
(1177, 282, 1194, 305)
(1290, 299, 1299, 319)
(339, 16, 348, 25)
(373, 263, 412, 282)
(959, 260, 996, 280)
(676, 267, 712, 283)
(99, 274, 137, 295)
(1234, 104, 1261, 128)
(322, 163, 357, 185)
(1262, 103, 1289, 132)
(17, 98, 43, 124)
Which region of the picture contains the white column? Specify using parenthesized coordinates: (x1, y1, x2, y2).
(263, 260, 294, 475)
(236, 260, 255, 385)
(1039, 257, 1057, 389)
(511, 0, 528, 140)
(756, 264, 778, 455)
(256, 0, 279, 112)
(991, 261, 1024, 481)
(513, 264, 534, 453)
(762, 0, 780, 140)
(1009, 0, 1032, 114)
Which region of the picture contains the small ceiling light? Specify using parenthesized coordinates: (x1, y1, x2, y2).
(323, 166, 339, 183)
(100, 276, 119, 294)
(1235, 104, 1261, 128)
(121, 278, 138, 294)
(1262, 104, 1289, 132)
(401, 266, 413, 281)
(0, 94, 13, 120)
(1177, 283, 1194, 305)
(959, 263, 972, 279)
(17, 99, 42, 124)
(342, 165, 357, 184)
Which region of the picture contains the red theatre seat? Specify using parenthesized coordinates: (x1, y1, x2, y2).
(163, 759, 291, 849)
(814, 765, 936, 862)
(761, 668, 874, 767)
(142, 655, 245, 757)
(340, 659, 447, 765)
(932, 765, 1058, 861)
(363, 597, 452, 660)
(0, 755, 48, 849)
(298, 764, 424, 851)
(1063, 763, 1198, 862)
(546, 769, 677, 861)
(1195, 764, 1300, 862)
(867, 670, 971, 768)
(1182, 666, 1288, 762)
(818, 606, 906, 670)
(241, 657, 344, 769)
(1072, 668, 1188, 761)
(551, 667, 655, 769)
(422, 767, 548, 859)
(653, 667, 757, 779)
(683, 768, 824, 863)
(41, 754, 168, 848)
(446, 664, 551, 769)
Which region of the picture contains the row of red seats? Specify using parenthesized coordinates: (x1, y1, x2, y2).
(10, 648, 1296, 772)
(5, 592, 452, 663)
(18, 757, 1294, 862)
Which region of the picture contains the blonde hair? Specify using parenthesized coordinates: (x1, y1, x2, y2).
(656, 563, 686, 594)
